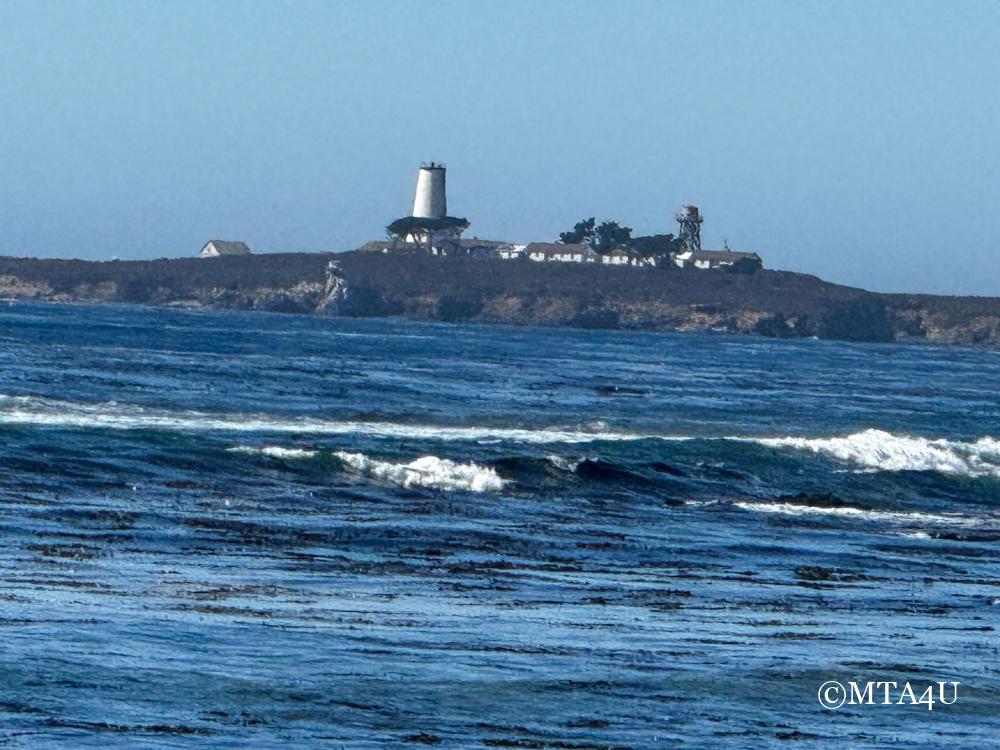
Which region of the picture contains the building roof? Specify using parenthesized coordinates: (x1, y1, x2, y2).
(201, 240, 252, 256)
(455, 238, 510, 249)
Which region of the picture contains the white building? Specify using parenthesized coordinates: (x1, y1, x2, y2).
(199, 240, 252, 258)
(497, 244, 527, 259)
(522, 242, 597, 263)
(513, 243, 663, 267)
(599, 250, 658, 267)
(672, 249, 762, 270)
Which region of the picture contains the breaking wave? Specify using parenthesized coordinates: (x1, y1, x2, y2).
(2, 396, 997, 479)
(754, 429, 1000, 478)
(334, 451, 506, 492)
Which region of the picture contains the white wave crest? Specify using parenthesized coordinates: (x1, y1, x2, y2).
(755, 429, 1000, 478)
(0, 395, 665, 444)
(4, 396, 997, 481)
(334, 451, 506, 492)
(734, 501, 980, 528)
(228, 446, 318, 459)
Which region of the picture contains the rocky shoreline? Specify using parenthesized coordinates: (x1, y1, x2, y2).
(0, 251, 998, 347)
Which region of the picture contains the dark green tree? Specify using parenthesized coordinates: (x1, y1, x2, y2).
(592, 221, 632, 253)
(558, 217, 596, 245)
(627, 233, 683, 256)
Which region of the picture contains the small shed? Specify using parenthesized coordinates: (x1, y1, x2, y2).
(199, 240, 252, 258)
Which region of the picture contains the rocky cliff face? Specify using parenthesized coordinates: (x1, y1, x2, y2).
(0, 254, 334, 314)
(330, 253, 1000, 346)
(0, 252, 997, 347)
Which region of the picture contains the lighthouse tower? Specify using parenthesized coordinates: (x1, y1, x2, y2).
(412, 163, 447, 219)
(386, 161, 469, 252)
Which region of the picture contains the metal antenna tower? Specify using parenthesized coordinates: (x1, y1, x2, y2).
(675, 204, 703, 252)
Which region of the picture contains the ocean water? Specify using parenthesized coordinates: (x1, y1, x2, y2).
(0, 302, 997, 748)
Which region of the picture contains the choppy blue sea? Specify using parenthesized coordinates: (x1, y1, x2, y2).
(0, 302, 997, 748)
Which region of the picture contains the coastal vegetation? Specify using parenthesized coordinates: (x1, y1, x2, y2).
(558, 217, 633, 252)
(558, 217, 684, 258)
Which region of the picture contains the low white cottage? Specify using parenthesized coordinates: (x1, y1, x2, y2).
(199, 240, 252, 258)
(672, 249, 762, 270)
(523, 242, 596, 263)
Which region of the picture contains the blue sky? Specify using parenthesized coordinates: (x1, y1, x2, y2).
(1, 1, 997, 295)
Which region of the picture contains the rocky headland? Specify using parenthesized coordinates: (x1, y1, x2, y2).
(0, 251, 998, 347)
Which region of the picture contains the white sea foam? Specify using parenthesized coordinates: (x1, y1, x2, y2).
(228, 446, 318, 459)
(753, 429, 1000, 478)
(734, 501, 979, 528)
(975, 437, 1000, 457)
(334, 451, 506, 492)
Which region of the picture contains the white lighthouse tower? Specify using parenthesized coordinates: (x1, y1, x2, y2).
(412, 162, 447, 219)
(387, 161, 469, 252)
